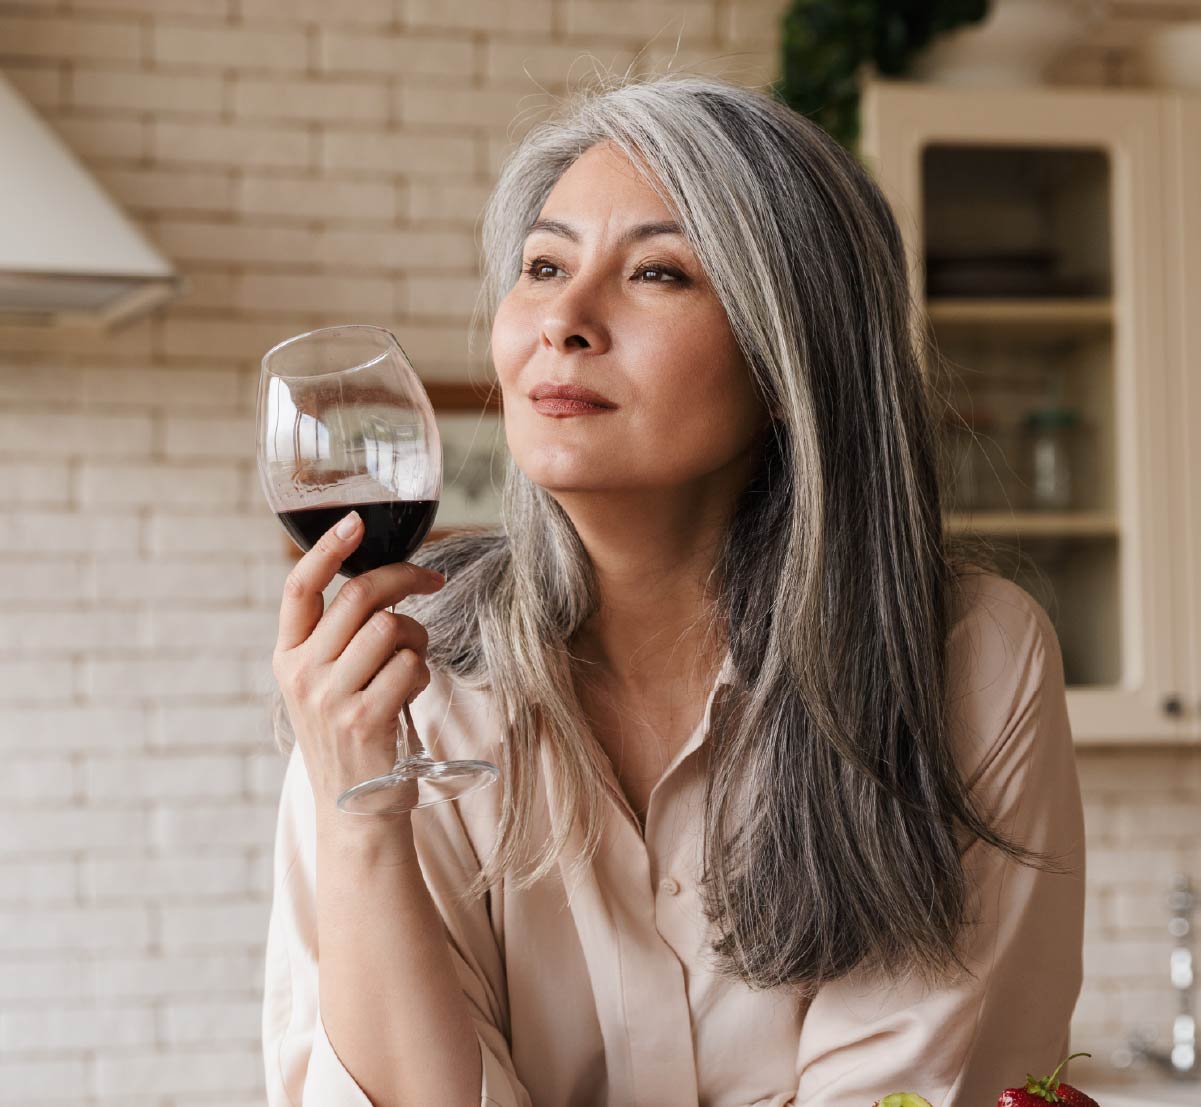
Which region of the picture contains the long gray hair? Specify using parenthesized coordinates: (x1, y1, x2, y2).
(339, 71, 1067, 996)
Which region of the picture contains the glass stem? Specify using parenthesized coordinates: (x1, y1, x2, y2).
(390, 603, 432, 769)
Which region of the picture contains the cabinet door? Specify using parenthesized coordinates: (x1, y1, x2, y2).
(860, 79, 1184, 742)
(1164, 91, 1201, 744)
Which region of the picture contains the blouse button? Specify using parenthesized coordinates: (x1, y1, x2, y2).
(659, 877, 681, 896)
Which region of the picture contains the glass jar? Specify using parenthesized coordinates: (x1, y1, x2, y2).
(1020, 406, 1085, 511)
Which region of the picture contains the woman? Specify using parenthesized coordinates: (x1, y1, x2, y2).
(264, 73, 1086, 1107)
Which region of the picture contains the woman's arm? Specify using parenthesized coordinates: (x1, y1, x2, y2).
(264, 744, 533, 1107)
(264, 513, 530, 1107)
(315, 811, 483, 1107)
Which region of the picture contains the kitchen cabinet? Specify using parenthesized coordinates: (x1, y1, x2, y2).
(860, 78, 1200, 745)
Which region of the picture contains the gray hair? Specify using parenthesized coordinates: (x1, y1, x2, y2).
(345, 70, 1069, 995)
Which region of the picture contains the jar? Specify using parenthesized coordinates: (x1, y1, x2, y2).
(1020, 406, 1085, 511)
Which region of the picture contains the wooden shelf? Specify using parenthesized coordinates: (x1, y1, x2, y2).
(925, 297, 1113, 335)
(945, 510, 1118, 537)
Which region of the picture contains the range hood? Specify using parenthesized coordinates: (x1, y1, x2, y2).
(0, 70, 182, 328)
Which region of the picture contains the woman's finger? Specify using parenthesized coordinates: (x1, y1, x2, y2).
(305, 561, 443, 664)
(329, 609, 418, 695)
(360, 645, 431, 724)
(276, 510, 364, 652)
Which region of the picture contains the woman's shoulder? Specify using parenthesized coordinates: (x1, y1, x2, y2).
(944, 568, 1067, 784)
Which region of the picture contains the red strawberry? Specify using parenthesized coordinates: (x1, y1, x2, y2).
(998, 1052, 1099, 1107)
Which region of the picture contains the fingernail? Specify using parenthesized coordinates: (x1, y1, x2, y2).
(335, 511, 361, 539)
(426, 567, 446, 583)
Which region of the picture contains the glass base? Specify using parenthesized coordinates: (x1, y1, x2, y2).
(336, 757, 500, 815)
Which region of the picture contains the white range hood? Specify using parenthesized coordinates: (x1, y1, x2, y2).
(0, 70, 182, 328)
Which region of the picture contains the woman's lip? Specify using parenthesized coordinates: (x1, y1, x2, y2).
(532, 397, 617, 417)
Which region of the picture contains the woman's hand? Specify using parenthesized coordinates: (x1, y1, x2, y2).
(272, 510, 446, 817)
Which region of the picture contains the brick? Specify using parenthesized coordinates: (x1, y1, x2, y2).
(0, 411, 153, 457)
(720, 0, 789, 46)
(146, 608, 278, 651)
(242, 0, 393, 21)
(0, 706, 146, 752)
(0, 1058, 88, 1104)
(153, 219, 315, 266)
(164, 998, 260, 1044)
(82, 852, 248, 900)
(312, 225, 478, 271)
(93, 1047, 261, 1096)
(0, 905, 149, 951)
(0, 461, 71, 505)
(1086, 844, 1191, 887)
(233, 76, 389, 124)
(404, 0, 554, 34)
(485, 40, 640, 87)
(237, 272, 394, 315)
(0, 808, 145, 857)
(0, 14, 142, 63)
(636, 45, 779, 89)
(152, 23, 306, 71)
(562, 0, 718, 42)
(83, 753, 244, 801)
(0, 956, 90, 1002)
(0, 758, 76, 804)
(93, 950, 259, 998)
(404, 272, 483, 319)
(0, 560, 88, 602)
(152, 119, 311, 170)
(43, 111, 147, 161)
(319, 128, 475, 176)
(161, 413, 252, 460)
(83, 655, 244, 701)
(147, 510, 282, 556)
(152, 702, 273, 751)
(237, 174, 396, 222)
(177, 267, 240, 312)
(397, 80, 544, 131)
(1115, 798, 1201, 845)
(0, 510, 134, 558)
(1, 1005, 155, 1052)
(404, 178, 491, 225)
(80, 365, 241, 408)
(0, 610, 142, 653)
(90, 561, 248, 605)
(96, 166, 236, 216)
(0, 364, 83, 404)
(78, 461, 241, 507)
(0, 659, 74, 704)
(0, 859, 76, 903)
(152, 805, 277, 851)
(320, 30, 474, 79)
(1082, 937, 1180, 981)
(74, 0, 228, 12)
(71, 66, 224, 115)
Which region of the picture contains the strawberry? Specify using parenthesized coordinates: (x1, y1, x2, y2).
(998, 1051, 1099, 1107)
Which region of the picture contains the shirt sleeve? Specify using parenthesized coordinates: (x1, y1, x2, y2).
(262, 742, 532, 1107)
(740, 578, 1087, 1107)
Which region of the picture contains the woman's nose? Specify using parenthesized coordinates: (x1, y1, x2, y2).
(539, 282, 610, 355)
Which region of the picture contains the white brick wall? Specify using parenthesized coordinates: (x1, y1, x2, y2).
(0, 2, 1198, 1103)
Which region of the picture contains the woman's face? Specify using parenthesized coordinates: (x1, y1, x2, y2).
(491, 141, 769, 498)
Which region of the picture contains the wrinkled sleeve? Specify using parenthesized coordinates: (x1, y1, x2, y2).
(262, 743, 532, 1107)
(741, 579, 1087, 1107)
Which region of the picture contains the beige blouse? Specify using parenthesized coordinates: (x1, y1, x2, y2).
(263, 570, 1087, 1107)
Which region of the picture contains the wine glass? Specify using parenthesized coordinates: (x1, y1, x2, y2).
(257, 324, 500, 815)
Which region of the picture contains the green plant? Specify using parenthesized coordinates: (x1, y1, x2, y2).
(774, 0, 991, 152)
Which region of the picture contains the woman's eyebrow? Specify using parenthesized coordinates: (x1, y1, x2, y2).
(523, 218, 685, 247)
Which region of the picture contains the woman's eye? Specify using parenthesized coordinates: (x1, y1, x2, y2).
(523, 258, 561, 280)
(634, 265, 682, 283)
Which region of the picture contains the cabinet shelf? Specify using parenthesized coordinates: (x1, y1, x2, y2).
(926, 297, 1113, 334)
(945, 510, 1119, 538)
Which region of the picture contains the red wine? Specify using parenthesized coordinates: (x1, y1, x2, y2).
(278, 500, 437, 577)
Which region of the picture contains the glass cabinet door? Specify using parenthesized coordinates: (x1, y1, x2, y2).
(860, 79, 1183, 742)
